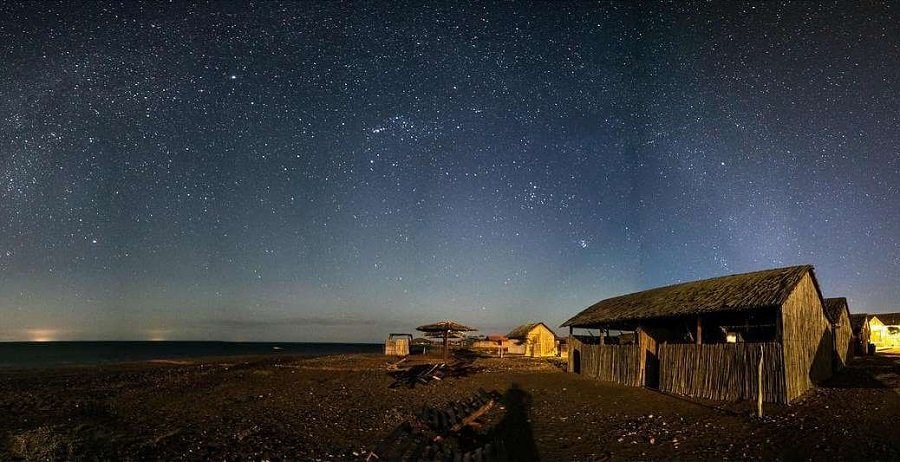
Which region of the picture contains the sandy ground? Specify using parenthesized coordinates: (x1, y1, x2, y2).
(2, 351, 900, 461)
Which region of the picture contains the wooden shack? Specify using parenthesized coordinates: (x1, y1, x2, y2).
(562, 265, 834, 404)
(385, 333, 412, 356)
(823, 297, 852, 369)
(849, 314, 870, 355)
(507, 323, 558, 357)
(869, 313, 900, 349)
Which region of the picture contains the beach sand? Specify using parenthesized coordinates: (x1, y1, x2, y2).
(3, 352, 900, 460)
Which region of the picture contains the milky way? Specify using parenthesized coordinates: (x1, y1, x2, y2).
(1, 2, 898, 341)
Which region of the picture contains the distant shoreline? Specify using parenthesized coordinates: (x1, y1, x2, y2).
(0, 341, 382, 370)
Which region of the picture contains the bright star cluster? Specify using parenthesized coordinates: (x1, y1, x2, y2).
(1, 2, 898, 341)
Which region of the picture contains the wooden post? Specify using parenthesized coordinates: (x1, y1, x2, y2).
(599, 326, 605, 345)
(757, 345, 764, 417)
(443, 330, 449, 360)
(696, 317, 703, 345)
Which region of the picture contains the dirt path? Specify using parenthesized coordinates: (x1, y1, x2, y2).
(2, 353, 900, 460)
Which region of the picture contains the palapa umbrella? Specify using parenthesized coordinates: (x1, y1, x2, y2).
(410, 337, 433, 354)
(416, 320, 477, 359)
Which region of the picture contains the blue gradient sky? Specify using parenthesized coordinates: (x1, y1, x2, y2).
(1, 2, 898, 341)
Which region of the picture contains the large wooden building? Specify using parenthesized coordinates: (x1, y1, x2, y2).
(823, 298, 852, 369)
(562, 265, 834, 404)
(849, 314, 871, 355)
(506, 323, 558, 357)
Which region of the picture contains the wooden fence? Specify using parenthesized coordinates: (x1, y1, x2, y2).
(657, 342, 786, 403)
(569, 336, 642, 387)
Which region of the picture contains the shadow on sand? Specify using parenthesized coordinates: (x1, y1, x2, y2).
(493, 383, 540, 461)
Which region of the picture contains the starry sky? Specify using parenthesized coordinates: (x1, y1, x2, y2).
(1, 2, 899, 342)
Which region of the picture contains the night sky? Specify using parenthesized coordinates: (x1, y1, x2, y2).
(2, 2, 898, 342)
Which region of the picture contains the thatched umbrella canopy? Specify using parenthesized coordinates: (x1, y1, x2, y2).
(424, 331, 466, 339)
(416, 321, 476, 359)
(417, 321, 476, 333)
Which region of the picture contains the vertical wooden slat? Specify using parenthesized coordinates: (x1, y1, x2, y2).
(656, 342, 786, 403)
(569, 336, 643, 386)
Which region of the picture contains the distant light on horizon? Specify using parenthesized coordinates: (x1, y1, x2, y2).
(26, 329, 60, 342)
(145, 329, 171, 341)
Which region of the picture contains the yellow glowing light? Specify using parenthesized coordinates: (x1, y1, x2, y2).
(26, 329, 59, 342)
(145, 329, 171, 341)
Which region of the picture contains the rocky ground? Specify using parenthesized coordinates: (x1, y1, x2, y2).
(2, 351, 900, 461)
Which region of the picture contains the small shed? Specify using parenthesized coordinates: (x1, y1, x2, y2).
(849, 314, 870, 355)
(562, 265, 833, 404)
(823, 298, 852, 368)
(385, 333, 413, 356)
(507, 323, 558, 358)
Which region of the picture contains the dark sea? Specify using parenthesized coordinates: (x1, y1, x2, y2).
(0, 341, 382, 369)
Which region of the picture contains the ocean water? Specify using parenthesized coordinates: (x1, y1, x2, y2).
(0, 341, 382, 369)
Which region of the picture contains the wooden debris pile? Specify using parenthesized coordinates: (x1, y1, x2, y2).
(365, 389, 506, 461)
(387, 358, 478, 389)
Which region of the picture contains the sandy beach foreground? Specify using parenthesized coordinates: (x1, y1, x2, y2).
(3, 351, 900, 461)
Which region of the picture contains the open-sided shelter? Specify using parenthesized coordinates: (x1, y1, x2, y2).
(823, 298, 852, 368)
(506, 323, 558, 357)
(562, 265, 833, 403)
(416, 321, 476, 359)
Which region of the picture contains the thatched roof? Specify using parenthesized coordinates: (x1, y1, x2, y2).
(849, 314, 869, 334)
(424, 331, 467, 339)
(416, 320, 476, 333)
(823, 298, 849, 325)
(562, 265, 817, 328)
(506, 322, 556, 340)
(872, 312, 900, 326)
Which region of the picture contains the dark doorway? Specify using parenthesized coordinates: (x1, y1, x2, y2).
(572, 349, 581, 374)
(644, 350, 659, 388)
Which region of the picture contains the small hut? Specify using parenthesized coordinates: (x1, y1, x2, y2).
(562, 265, 833, 404)
(385, 333, 413, 356)
(823, 298, 852, 368)
(849, 313, 870, 355)
(416, 321, 477, 359)
(506, 323, 558, 357)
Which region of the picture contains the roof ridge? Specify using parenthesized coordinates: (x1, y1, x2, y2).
(563, 265, 814, 328)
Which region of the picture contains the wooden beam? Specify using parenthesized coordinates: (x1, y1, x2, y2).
(696, 317, 702, 345)
(757, 345, 764, 417)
